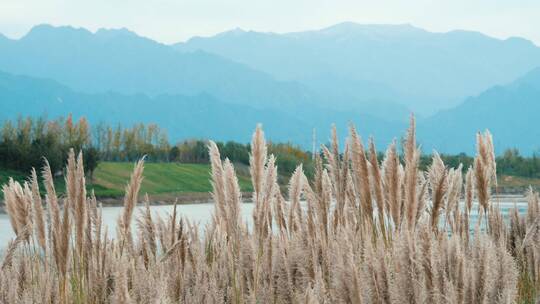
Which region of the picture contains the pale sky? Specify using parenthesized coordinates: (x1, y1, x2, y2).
(0, 0, 539, 45)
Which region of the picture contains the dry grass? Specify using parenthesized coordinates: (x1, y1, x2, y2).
(0, 121, 536, 303)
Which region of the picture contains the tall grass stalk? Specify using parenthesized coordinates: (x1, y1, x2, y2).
(0, 121, 533, 303)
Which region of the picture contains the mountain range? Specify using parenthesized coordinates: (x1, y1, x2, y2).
(0, 23, 539, 154)
(418, 67, 540, 154)
(0, 70, 404, 148)
(175, 22, 540, 115)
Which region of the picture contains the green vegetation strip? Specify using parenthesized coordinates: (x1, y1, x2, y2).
(1, 162, 253, 199)
(3, 161, 540, 200)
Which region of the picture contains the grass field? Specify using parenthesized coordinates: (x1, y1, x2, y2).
(0, 162, 253, 199)
(0, 168, 27, 185)
(3, 162, 538, 199)
(0, 168, 67, 197)
(93, 162, 253, 197)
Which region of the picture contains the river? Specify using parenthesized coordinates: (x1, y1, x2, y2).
(0, 200, 529, 246)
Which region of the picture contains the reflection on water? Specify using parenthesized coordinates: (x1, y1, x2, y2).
(0, 201, 528, 246)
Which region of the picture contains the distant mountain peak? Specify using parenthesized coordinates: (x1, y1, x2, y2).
(220, 27, 247, 36)
(22, 24, 93, 41)
(21, 24, 148, 42)
(213, 27, 276, 39)
(319, 22, 423, 34)
(323, 22, 419, 31)
(504, 36, 537, 47)
(201, 22, 426, 41)
(95, 27, 138, 38)
(285, 22, 427, 40)
(18, 24, 160, 48)
(186, 27, 275, 44)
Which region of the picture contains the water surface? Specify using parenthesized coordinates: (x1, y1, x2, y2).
(0, 201, 529, 246)
(0, 203, 255, 246)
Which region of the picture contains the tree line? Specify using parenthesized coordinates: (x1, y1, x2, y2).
(94, 122, 170, 162)
(0, 115, 313, 179)
(419, 150, 540, 179)
(94, 122, 313, 177)
(0, 115, 99, 177)
(170, 140, 314, 178)
(1, 115, 540, 180)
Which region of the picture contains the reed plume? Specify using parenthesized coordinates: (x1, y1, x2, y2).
(30, 168, 46, 252)
(404, 115, 420, 231)
(382, 140, 402, 229)
(118, 157, 145, 249)
(428, 152, 447, 231)
(0, 122, 529, 304)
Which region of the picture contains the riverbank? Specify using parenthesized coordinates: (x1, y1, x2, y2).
(0, 193, 527, 214)
(97, 191, 255, 207)
(0, 161, 253, 196)
(0, 191, 256, 213)
(1, 161, 537, 213)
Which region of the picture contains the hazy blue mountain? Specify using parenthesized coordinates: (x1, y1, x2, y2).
(4, 67, 540, 155)
(0, 24, 409, 121)
(0, 70, 406, 148)
(512, 67, 540, 88)
(175, 22, 540, 114)
(3, 24, 540, 154)
(0, 70, 305, 143)
(419, 67, 540, 155)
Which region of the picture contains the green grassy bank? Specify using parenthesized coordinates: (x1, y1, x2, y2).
(2, 161, 537, 200)
(0, 162, 253, 199)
